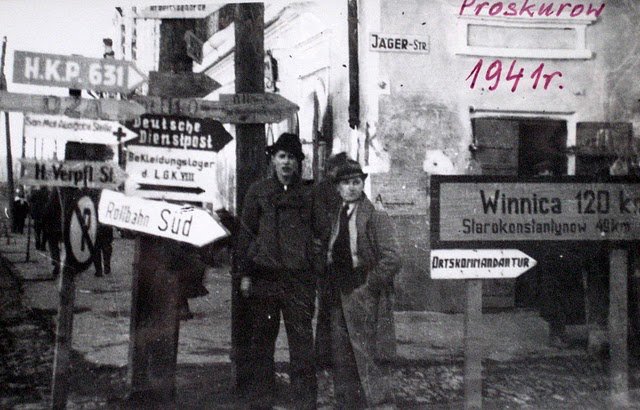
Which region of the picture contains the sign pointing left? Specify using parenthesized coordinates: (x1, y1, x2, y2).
(13, 50, 147, 94)
(98, 190, 229, 247)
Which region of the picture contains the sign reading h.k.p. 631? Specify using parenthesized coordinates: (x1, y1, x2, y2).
(13, 50, 146, 94)
(430, 175, 640, 245)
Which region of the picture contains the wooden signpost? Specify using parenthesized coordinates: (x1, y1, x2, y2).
(0, 90, 146, 121)
(132, 92, 298, 124)
(148, 71, 220, 98)
(7, 40, 298, 406)
(430, 175, 640, 408)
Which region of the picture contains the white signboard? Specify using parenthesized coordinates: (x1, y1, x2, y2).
(430, 249, 537, 279)
(124, 145, 221, 206)
(13, 51, 146, 94)
(369, 32, 430, 53)
(20, 159, 127, 189)
(132, 4, 221, 19)
(24, 113, 137, 145)
(98, 190, 228, 247)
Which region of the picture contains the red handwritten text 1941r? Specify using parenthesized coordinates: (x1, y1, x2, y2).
(465, 59, 563, 92)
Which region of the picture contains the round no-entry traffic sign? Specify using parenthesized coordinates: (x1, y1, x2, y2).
(64, 194, 97, 271)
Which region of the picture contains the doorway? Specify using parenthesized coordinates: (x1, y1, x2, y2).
(471, 117, 569, 309)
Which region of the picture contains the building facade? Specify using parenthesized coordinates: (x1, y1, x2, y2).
(115, 1, 640, 312)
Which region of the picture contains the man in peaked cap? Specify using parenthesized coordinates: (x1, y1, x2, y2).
(236, 133, 317, 408)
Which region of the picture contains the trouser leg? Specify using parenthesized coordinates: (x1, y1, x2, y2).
(249, 296, 280, 403)
(282, 283, 317, 409)
(48, 236, 60, 276)
(330, 298, 366, 410)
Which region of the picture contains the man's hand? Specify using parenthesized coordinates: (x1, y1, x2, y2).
(240, 276, 252, 298)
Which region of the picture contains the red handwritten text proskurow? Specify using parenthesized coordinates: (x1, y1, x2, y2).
(459, 1, 605, 18)
(466, 59, 563, 92)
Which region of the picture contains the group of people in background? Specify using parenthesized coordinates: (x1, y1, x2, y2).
(236, 132, 401, 409)
(10, 186, 113, 278)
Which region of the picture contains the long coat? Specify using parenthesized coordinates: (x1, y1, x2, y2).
(326, 196, 401, 405)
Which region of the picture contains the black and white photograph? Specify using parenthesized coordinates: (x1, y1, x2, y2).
(1, 0, 639, 408)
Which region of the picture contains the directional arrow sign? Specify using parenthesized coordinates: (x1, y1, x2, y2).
(24, 113, 137, 145)
(124, 145, 222, 205)
(98, 189, 229, 247)
(0, 91, 145, 121)
(137, 184, 205, 194)
(20, 159, 127, 189)
(430, 249, 537, 280)
(132, 92, 298, 124)
(148, 71, 220, 98)
(124, 114, 231, 151)
(13, 50, 147, 94)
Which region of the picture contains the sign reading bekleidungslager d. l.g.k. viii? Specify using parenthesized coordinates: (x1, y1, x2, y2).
(430, 175, 640, 246)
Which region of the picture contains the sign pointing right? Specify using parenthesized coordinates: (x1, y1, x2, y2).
(430, 249, 537, 280)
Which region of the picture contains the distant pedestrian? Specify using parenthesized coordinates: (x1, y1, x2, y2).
(92, 224, 113, 277)
(322, 159, 400, 408)
(12, 189, 28, 234)
(29, 186, 49, 251)
(42, 187, 63, 278)
(236, 133, 317, 409)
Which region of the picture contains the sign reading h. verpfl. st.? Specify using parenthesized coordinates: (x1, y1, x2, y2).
(430, 175, 640, 246)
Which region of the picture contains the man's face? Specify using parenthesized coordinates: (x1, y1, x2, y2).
(336, 176, 364, 202)
(271, 150, 299, 181)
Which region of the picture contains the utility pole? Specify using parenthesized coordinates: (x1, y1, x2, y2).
(231, 3, 266, 393)
(127, 18, 196, 406)
(1, 36, 14, 230)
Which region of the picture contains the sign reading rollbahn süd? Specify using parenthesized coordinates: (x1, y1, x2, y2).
(430, 175, 640, 245)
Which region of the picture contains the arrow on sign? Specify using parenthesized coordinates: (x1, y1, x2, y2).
(148, 71, 220, 98)
(0, 91, 145, 121)
(13, 50, 147, 94)
(430, 249, 537, 280)
(132, 92, 298, 124)
(98, 189, 229, 247)
(137, 184, 205, 194)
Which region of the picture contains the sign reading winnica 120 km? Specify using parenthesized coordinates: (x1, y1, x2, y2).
(431, 176, 640, 244)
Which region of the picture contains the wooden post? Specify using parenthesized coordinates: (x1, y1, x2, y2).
(51, 264, 76, 409)
(1, 36, 15, 232)
(464, 279, 483, 410)
(25, 213, 30, 262)
(609, 248, 629, 407)
(231, 3, 266, 392)
(127, 18, 195, 405)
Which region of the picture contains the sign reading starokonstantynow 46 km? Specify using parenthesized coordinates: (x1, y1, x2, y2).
(430, 175, 640, 246)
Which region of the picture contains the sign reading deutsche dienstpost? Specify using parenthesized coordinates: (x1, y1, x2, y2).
(430, 175, 640, 245)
